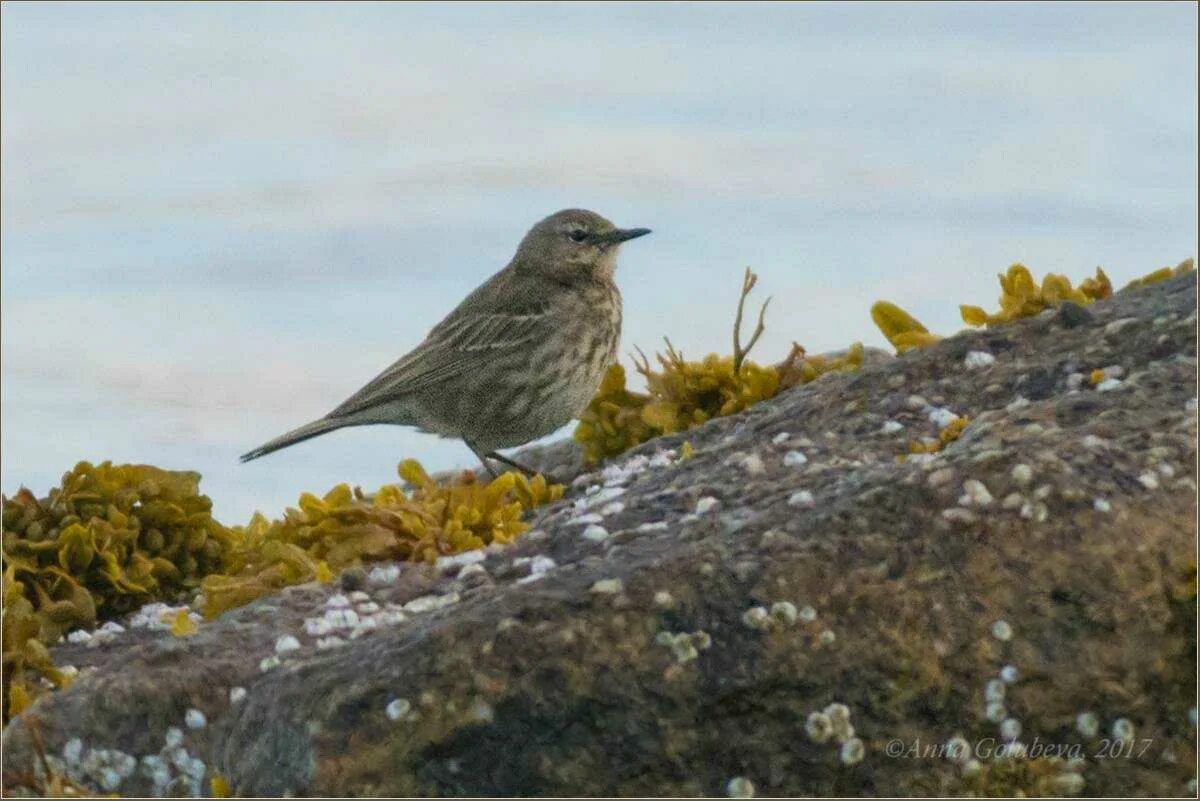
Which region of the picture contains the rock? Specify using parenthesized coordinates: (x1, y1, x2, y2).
(3, 273, 1196, 798)
(1057, 301, 1094, 328)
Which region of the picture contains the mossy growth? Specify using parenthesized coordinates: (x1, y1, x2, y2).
(2, 461, 237, 719)
(575, 269, 863, 462)
(200, 461, 562, 618)
(1122, 257, 1194, 291)
(960, 264, 1113, 327)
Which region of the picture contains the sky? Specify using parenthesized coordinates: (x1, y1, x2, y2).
(2, 1, 1197, 522)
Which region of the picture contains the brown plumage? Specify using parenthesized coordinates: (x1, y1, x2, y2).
(240, 209, 650, 475)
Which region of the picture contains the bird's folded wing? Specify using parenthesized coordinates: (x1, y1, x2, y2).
(327, 308, 548, 418)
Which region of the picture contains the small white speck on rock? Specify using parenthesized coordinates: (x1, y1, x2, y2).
(928, 407, 960, 429)
(1005, 395, 1031, 412)
(772, 432, 791, 445)
(941, 507, 978, 524)
(581, 524, 609, 543)
(726, 776, 756, 798)
(787, 490, 815, 508)
(783, 450, 808, 467)
(881, 420, 904, 434)
(590, 578, 623, 595)
(840, 737, 865, 765)
(1111, 718, 1135, 742)
(770, 601, 798, 626)
(1000, 718, 1022, 741)
(1093, 497, 1112, 513)
(799, 605, 817, 622)
(741, 606, 771, 631)
(695, 496, 720, 514)
(818, 629, 837, 645)
(1076, 711, 1099, 737)
(1138, 472, 1160, 490)
(991, 619, 1013, 641)
(959, 480, 994, 507)
(986, 701, 1007, 723)
(1010, 463, 1033, 487)
(1095, 378, 1124, 392)
(741, 453, 766, 475)
(229, 687, 247, 704)
(1000, 665, 1019, 684)
(184, 709, 206, 730)
(275, 635, 301, 654)
(964, 350, 996, 369)
(653, 591, 675, 608)
(385, 698, 412, 721)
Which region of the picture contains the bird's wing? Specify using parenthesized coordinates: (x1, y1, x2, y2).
(327, 304, 549, 419)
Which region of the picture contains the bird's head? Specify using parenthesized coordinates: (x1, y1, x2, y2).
(515, 208, 651, 281)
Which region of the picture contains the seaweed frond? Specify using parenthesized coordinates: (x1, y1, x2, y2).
(960, 264, 1112, 327)
(2, 462, 235, 719)
(574, 270, 863, 463)
(1122, 257, 1194, 291)
(871, 302, 942, 354)
(199, 462, 562, 618)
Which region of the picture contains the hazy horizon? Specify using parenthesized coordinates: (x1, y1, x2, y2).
(3, 1, 1197, 522)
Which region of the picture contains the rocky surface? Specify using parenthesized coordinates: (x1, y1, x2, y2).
(4, 274, 1197, 797)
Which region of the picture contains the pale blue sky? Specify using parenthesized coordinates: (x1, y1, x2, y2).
(3, 1, 1196, 521)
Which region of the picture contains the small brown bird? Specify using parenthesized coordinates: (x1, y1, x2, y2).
(240, 209, 650, 475)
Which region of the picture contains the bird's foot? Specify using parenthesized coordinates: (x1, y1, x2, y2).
(486, 451, 556, 483)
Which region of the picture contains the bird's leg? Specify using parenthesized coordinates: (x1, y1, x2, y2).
(464, 442, 500, 479)
(486, 451, 543, 479)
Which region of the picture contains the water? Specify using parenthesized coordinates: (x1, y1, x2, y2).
(3, 1, 1196, 521)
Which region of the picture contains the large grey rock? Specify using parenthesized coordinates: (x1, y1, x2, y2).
(4, 274, 1196, 797)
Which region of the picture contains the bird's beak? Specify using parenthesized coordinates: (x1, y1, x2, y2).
(596, 227, 652, 245)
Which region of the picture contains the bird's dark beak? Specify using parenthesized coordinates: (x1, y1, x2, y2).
(597, 227, 652, 245)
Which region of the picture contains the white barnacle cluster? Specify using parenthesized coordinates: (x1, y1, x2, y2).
(726, 775, 756, 798)
(54, 722, 211, 796)
(739, 599, 812, 633)
(290, 590, 412, 655)
(514, 554, 557, 585)
(654, 629, 712, 664)
(963, 350, 996, 370)
(385, 697, 415, 722)
(129, 601, 203, 632)
(804, 702, 864, 765)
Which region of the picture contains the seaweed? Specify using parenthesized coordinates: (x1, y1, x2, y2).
(200, 461, 562, 618)
(1122, 257, 1194, 291)
(2, 462, 236, 719)
(960, 264, 1112, 327)
(575, 269, 863, 462)
(870, 301, 942, 354)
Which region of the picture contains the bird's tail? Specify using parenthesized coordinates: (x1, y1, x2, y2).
(239, 417, 350, 463)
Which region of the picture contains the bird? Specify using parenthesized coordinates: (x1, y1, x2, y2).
(240, 208, 651, 477)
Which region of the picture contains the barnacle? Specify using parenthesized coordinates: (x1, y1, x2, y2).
(871, 301, 942, 354)
(2, 461, 235, 719)
(960, 264, 1112, 327)
(200, 461, 562, 618)
(1123, 257, 1194, 291)
(575, 269, 863, 462)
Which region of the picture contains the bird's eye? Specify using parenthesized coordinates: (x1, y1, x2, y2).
(568, 229, 588, 243)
